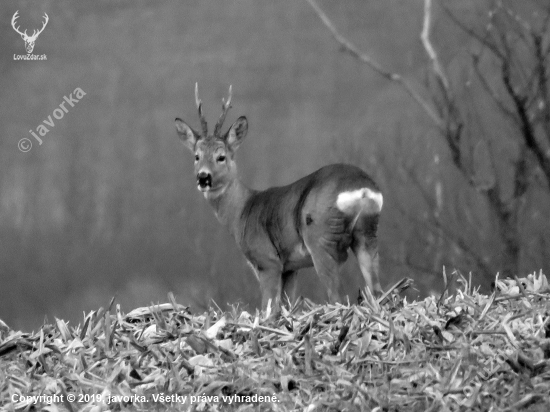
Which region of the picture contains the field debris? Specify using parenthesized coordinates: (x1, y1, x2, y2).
(1, 272, 549, 411)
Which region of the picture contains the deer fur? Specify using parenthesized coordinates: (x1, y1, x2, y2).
(175, 85, 383, 315)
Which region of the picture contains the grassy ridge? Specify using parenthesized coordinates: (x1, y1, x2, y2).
(1, 273, 549, 411)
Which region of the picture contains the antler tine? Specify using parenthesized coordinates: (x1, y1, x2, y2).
(195, 82, 201, 108)
(225, 85, 232, 108)
(11, 10, 27, 36)
(214, 85, 233, 136)
(35, 13, 49, 36)
(195, 82, 208, 136)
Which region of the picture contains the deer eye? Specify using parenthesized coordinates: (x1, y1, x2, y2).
(217, 155, 226, 163)
(194, 154, 200, 162)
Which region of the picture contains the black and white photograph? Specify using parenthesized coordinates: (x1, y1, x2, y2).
(1, 0, 549, 410)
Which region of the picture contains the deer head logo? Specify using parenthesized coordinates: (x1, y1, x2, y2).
(11, 11, 49, 54)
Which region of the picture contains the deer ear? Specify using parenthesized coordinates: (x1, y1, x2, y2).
(226, 116, 248, 151)
(175, 118, 199, 152)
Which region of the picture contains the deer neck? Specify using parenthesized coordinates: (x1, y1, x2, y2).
(206, 178, 252, 236)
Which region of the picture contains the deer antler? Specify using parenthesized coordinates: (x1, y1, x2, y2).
(11, 11, 27, 37)
(30, 13, 49, 40)
(214, 85, 232, 136)
(195, 83, 208, 136)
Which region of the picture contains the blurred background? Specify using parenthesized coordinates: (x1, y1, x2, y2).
(1, 0, 549, 330)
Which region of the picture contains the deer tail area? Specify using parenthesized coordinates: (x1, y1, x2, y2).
(335, 188, 383, 230)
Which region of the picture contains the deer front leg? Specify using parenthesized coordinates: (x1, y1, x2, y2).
(249, 263, 284, 316)
(282, 270, 299, 307)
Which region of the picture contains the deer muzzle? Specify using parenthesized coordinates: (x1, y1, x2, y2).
(197, 171, 212, 190)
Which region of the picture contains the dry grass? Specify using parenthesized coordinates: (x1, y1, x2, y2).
(1, 272, 549, 411)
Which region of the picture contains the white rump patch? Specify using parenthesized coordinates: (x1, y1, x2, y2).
(336, 188, 383, 215)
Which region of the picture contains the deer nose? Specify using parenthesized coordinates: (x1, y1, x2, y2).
(197, 171, 212, 188)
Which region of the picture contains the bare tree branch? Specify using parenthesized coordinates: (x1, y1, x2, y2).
(421, 0, 450, 92)
(501, 58, 550, 188)
(441, 3, 503, 59)
(393, 201, 493, 277)
(500, 2, 533, 34)
(533, 33, 550, 140)
(305, 0, 444, 129)
(471, 52, 518, 121)
(514, 145, 529, 199)
(377, 142, 494, 277)
(420, 0, 469, 176)
(315, 0, 550, 278)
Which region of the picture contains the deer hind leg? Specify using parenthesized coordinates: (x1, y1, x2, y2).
(302, 207, 350, 303)
(352, 233, 382, 296)
(303, 240, 344, 303)
(282, 270, 298, 306)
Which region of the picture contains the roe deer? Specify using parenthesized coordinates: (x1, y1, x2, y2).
(175, 85, 383, 314)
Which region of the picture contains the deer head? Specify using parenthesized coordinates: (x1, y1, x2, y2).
(175, 84, 248, 198)
(12, 11, 49, 54)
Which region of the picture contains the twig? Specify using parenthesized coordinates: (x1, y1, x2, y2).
(471, 52, 518, 121)
(231, 322, 293, 337)
(305, 0, 444, 129)
(421, 0, 450, 92)
(502, 57, 550, 188)
(441, 3, 503, 59)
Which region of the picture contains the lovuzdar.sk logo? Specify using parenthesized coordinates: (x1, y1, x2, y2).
(11, 10, 49, 60)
